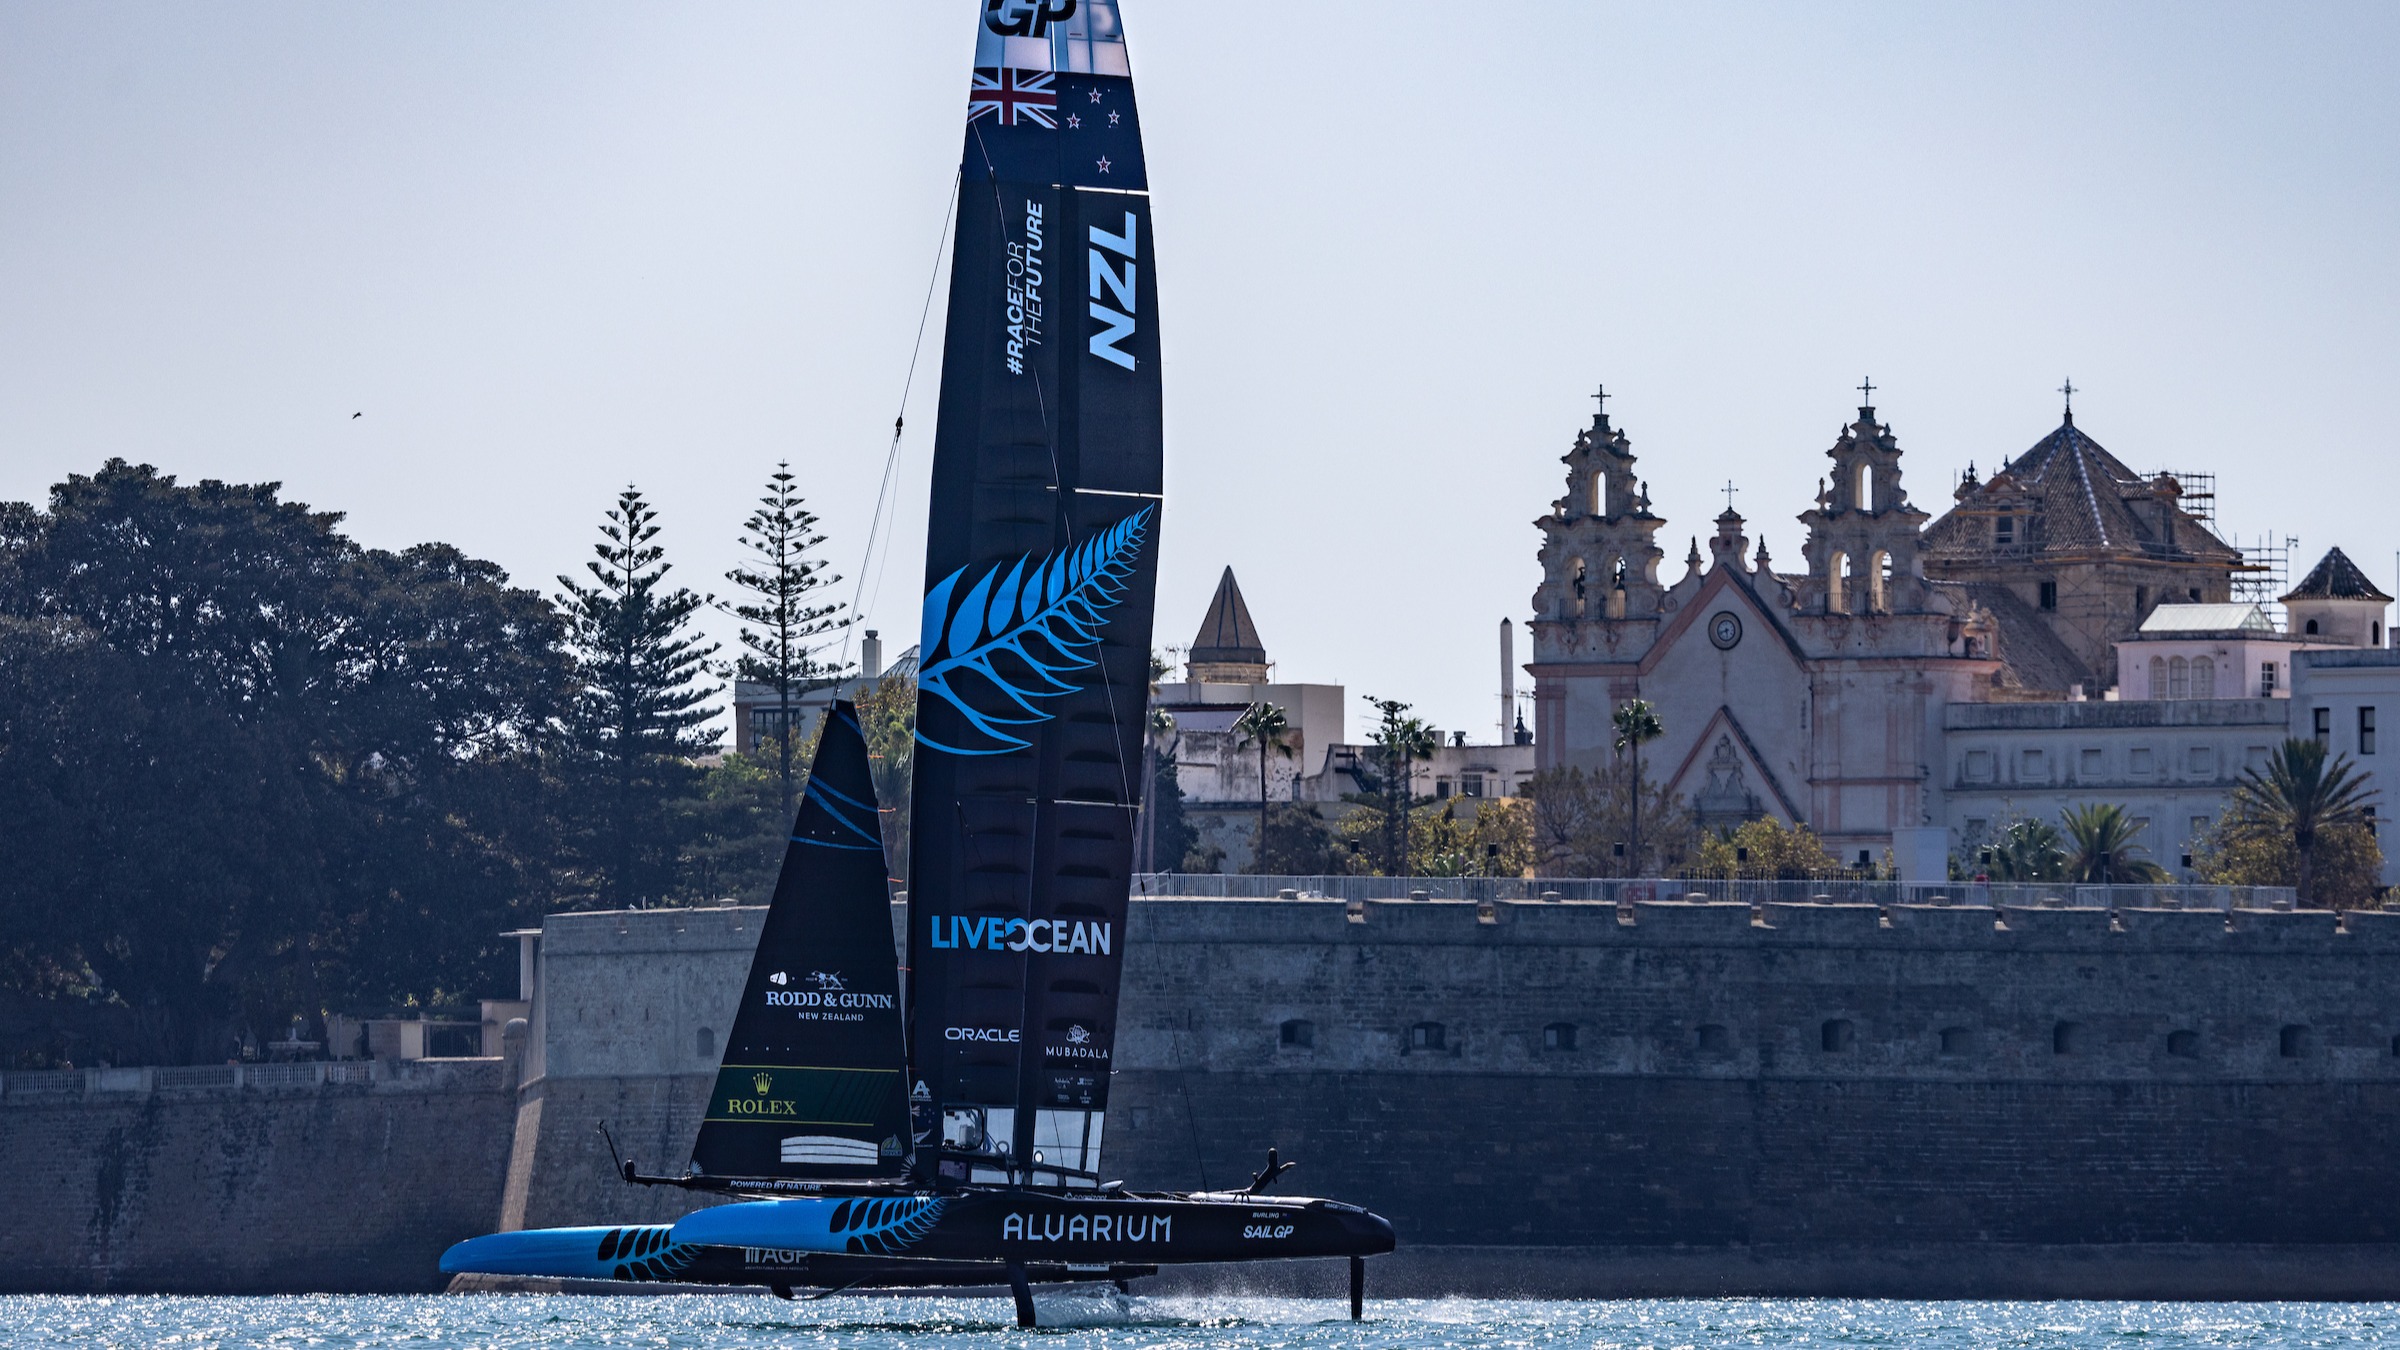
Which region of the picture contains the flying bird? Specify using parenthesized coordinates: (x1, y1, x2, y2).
(352, 412, 362, 419)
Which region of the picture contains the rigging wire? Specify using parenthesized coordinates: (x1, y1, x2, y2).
(841, 169, 962, 674)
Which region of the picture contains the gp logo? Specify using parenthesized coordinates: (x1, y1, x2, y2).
(985, 0, 1077, 38)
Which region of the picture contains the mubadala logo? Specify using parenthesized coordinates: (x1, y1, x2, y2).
(928, 914, 1112, 955)
(1050, 1022, 1109, 1060)
(984, 0, 1076, 38)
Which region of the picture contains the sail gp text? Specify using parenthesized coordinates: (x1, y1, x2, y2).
(928, 915, 1112, 955)
(1003, 200, 1044, 375)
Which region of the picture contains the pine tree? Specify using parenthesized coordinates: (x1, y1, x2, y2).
(557, 487, 720, 908)
(719, 463, 848, 820)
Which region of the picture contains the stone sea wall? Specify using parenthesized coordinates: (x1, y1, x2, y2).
(0, 1059, 512, 1293)
(13, 896, 2400, 1295)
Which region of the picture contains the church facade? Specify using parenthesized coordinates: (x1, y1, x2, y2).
(1523, 391, 2316, 878)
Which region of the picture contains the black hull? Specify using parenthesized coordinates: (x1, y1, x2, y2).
(668, 1185, 1396, 1267)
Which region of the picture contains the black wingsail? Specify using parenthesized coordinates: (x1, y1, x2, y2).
(691, 701, 910, 1180)
(906, 0, 1161, 1186)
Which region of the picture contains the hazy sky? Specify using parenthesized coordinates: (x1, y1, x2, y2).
(5, 3, 2395, 743)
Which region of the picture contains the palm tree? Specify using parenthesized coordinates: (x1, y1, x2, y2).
(1612, 698, 1665, 874)
(2060, 803, 2169, 884)
(2229, 737, 2379, 904)
(1232, 701, 1295, 875)
(1982, 816, 2065, 882)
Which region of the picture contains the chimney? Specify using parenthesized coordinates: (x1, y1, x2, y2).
(1499, 618, 1515, 743)
(860, 630, 882, 680)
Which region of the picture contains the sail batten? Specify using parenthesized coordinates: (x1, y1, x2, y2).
(906, 0, 1161, 1185)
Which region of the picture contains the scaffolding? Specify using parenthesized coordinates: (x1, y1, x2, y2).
(2149, 468, 2218, 526)
(2228, 531, 2296, 627)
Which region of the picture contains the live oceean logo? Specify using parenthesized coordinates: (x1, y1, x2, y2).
(928, 915, 1112, 955)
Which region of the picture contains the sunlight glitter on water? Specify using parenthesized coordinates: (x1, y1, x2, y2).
(2, 1296, 2398, 1350)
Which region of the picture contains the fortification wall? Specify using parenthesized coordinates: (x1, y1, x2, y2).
(504, 897, 2400, 1295)
(19, 896, 2400, 1296)
(0, 1059, 513, 1293)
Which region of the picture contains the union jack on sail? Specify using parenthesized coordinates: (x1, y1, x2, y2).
(968, 68, 1057, 128)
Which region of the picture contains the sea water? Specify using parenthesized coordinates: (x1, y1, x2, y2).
(2, 1295, 2398, 1350)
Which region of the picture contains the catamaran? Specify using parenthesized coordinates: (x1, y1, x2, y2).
(439, 2, 1394, 1324)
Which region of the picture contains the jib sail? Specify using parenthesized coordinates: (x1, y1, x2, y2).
(690, 701, 909, 1180)
(905, 0, 1161, 1187)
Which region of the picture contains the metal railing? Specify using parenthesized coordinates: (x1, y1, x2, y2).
(1133, 873, 2300, 911)
(1, 1057, 446, 1101)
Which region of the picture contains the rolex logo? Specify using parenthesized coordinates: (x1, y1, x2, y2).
(753, 1072, 774, 1095)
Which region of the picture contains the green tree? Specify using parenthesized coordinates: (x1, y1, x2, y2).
(2193, 807, 2382, 908)
(1690, 817, 1842, 879)
(2060, 803, 2170, 884)
(0, 461, 572, 1064)
(2219, 738, 2380, 905)
(556, 487, 720, 909)
(1980, 816, 2067, 881)
(719, 463, 847, 822)
(1232, 701, 1295, 874)
(1258, 802, 1340, 875)
(1612, 697, 1666, 872)
(1357, 697, 1436, 875)
(853, 667, 917, 884)
(1524, 765, 1696, 877)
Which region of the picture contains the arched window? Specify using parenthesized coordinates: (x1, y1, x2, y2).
(2376, 621, 2384, 646)
(1603, 555, 1627, 619)
(2306, 618, 2321, 635)
(1869, 550, 1892, 612)
(696, 1027, 715, 1058)
(1571, 559, 1587, 617)
(1857, 462, 1874, 510)
(2149, 656, 2167, 700)
(1827, 551, 1850, 614)
(2168, 657, 2189, 700)
(1280, 1018, 1314, 1049)
(2191, 656, 2214, 699)
(1592, 472, 1605, 517)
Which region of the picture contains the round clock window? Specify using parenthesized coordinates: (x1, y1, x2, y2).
(1709, 611, 1743, 650)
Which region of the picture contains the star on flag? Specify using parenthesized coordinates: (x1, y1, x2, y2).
(968, 68, 1057, 128)
(1096, 156, 1111, 174)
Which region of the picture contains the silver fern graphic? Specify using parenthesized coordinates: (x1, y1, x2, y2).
(916, 507, 1153, 755)
(828, 1195, 951, 1255)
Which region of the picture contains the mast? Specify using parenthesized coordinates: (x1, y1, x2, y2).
(907, 0, 1162, 1186)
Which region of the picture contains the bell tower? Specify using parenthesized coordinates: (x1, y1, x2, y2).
(1533, 388, 1667, 625)
(1797, 384, 1931, 615)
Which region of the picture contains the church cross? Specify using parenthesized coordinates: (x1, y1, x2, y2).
(1857, 376, 1876, 405)
(1722, 480, 1740, 513)
(1590, 384, 1610, 414)
(2058, 377, 2077, 413)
